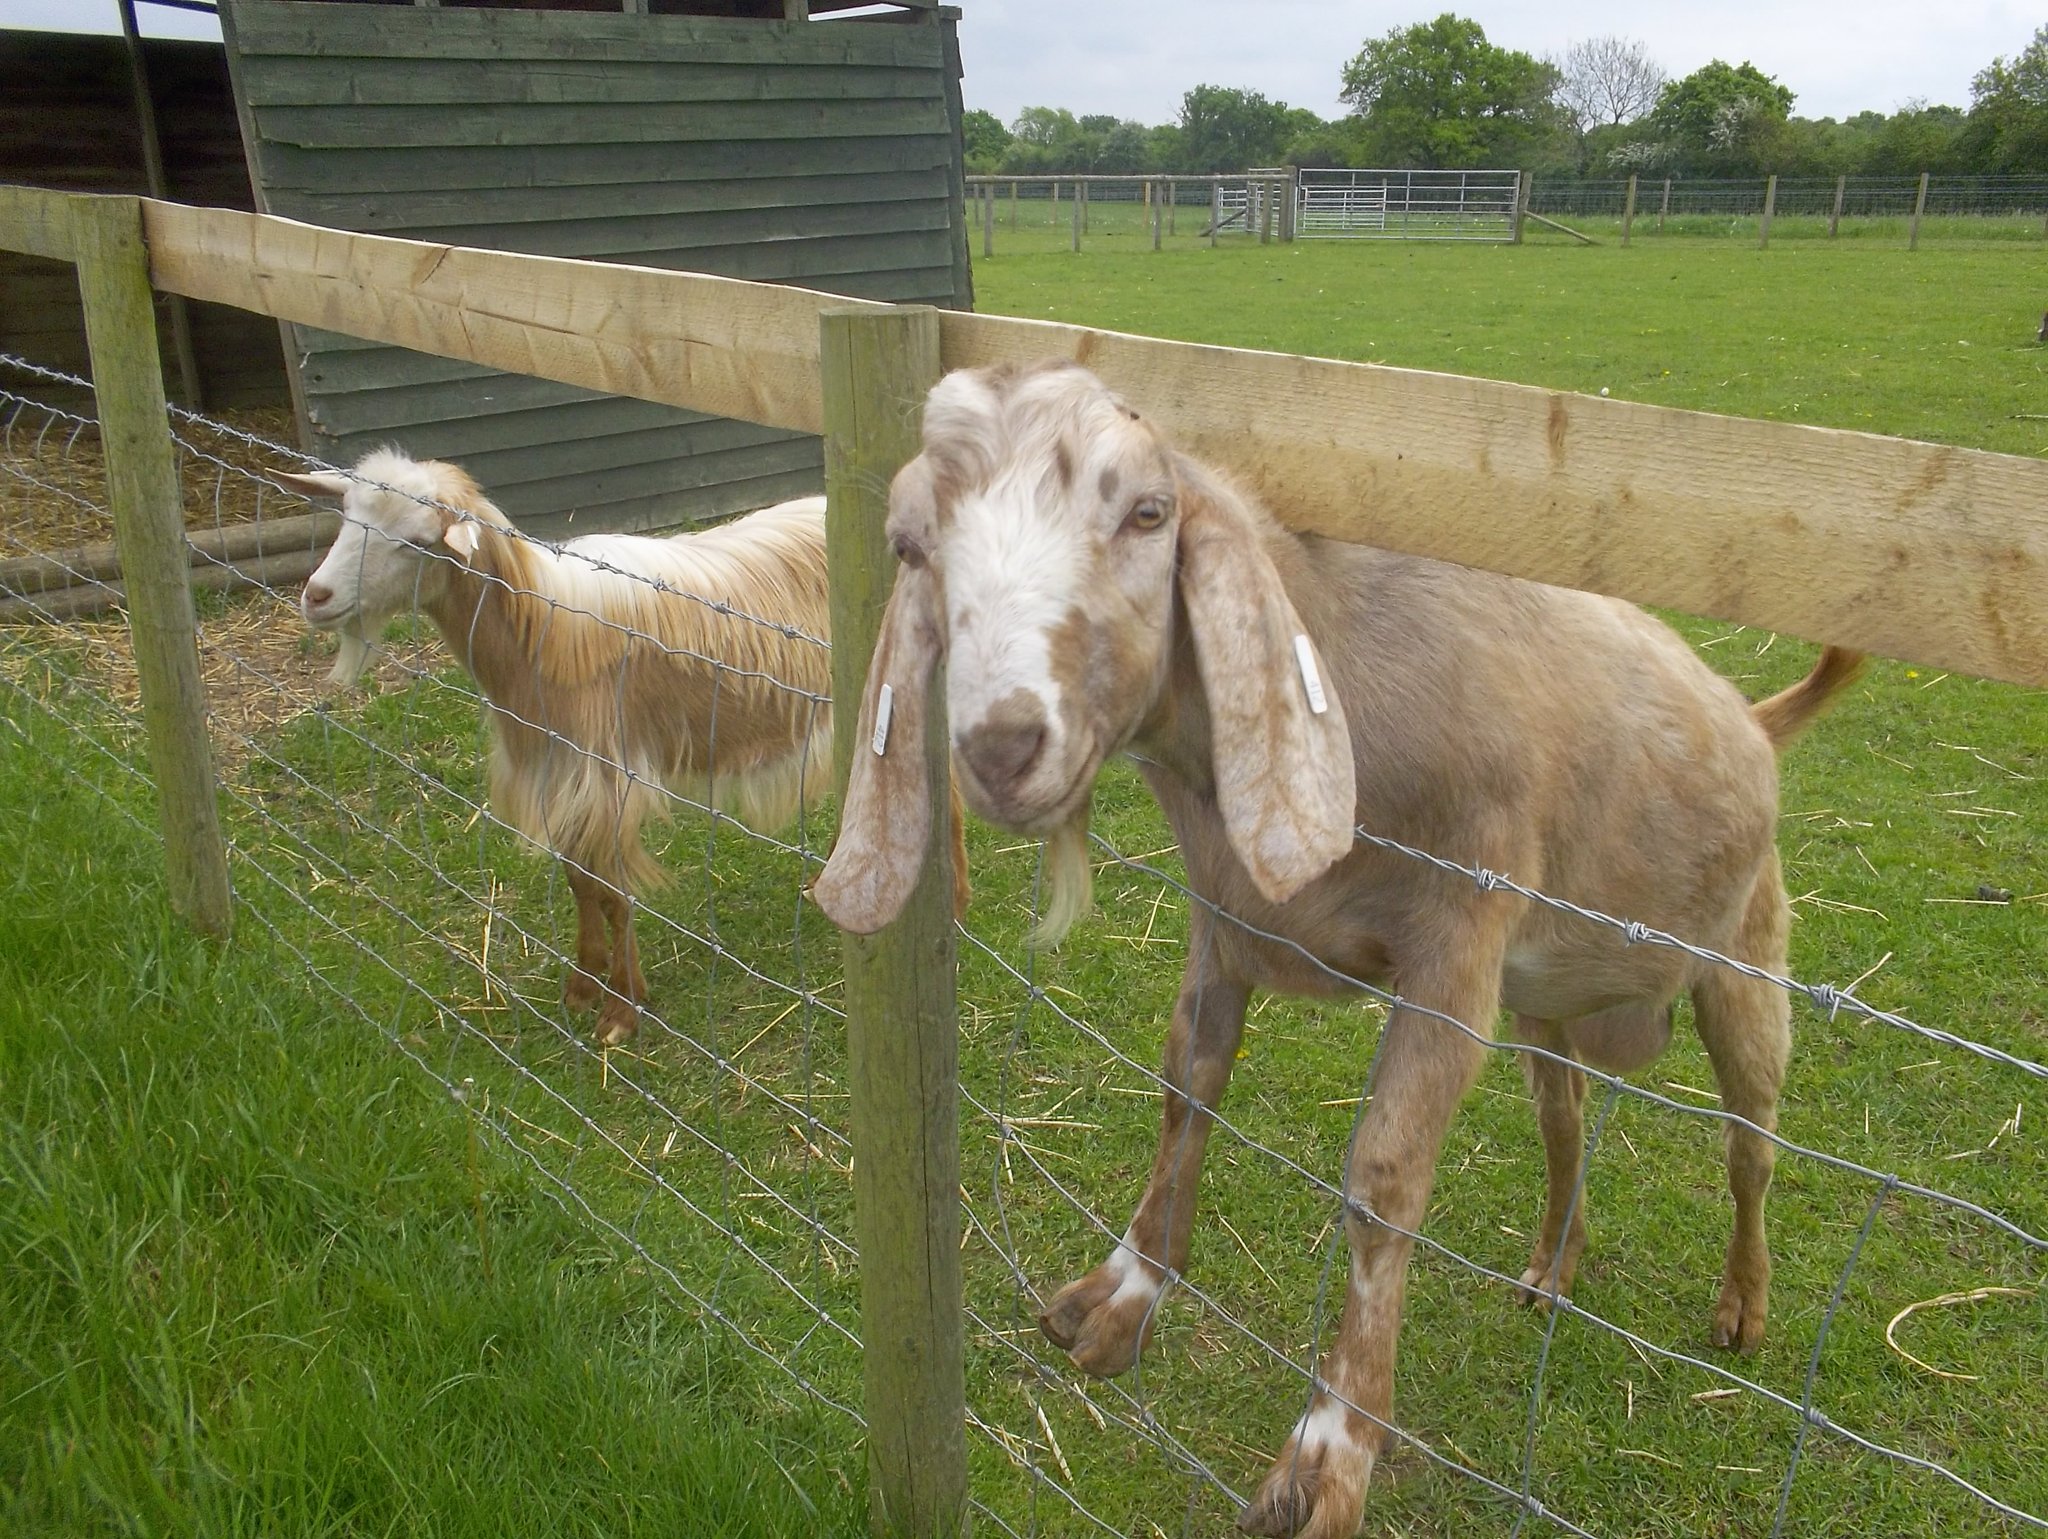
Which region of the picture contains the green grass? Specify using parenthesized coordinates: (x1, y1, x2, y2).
(0, 704, 863, 1538)
(4, 232, 2046, 1536)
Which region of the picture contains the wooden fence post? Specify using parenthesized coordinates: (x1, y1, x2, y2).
(819, 303, 965, 1539)
(1209, 177, 1221, 248)
(1050, 178, 1058, 227)
(1909, 170, 1929, 250)
(1621, 174, 1638, 247)
(70, 194, 231, 939)
(1830, 174, 1846, 238)
(1759, 174, 1777, 249)
(1659, 175, 1671, 232)
(1511, 170, 1531, 244)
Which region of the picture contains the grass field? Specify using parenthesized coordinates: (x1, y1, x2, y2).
(3, 234, 2044, 1537)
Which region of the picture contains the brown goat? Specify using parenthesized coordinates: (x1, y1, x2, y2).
(815, 360, 1863, 1538)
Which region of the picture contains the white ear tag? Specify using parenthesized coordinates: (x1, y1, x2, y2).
(1293, 634, 1329, 716)
(871, 683, 894, 756)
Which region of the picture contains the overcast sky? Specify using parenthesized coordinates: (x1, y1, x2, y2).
(3, 0, 2036, 125)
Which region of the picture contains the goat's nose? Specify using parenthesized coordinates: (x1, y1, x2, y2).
(960, 702, 1047, 790)
(303, 579, 333, 609)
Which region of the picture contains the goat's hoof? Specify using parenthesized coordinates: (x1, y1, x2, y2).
(565, 971, 602, 1012)
(1238, 1409, 1374, 1539)
(1037, 1259, 1163, 1378)
(1710, 1278, 1768, 1354)
(1515, 1247, 1582, 1310)
(595, 1001, 641, 1047)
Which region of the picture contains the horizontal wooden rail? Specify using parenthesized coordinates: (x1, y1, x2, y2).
(2, 189, 2043, 687)
(140, 200, 880, 436)
(0, 183, 77, 261)
(0, 510, 339, 595)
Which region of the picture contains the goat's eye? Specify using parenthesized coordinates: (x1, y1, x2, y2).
(1124, 499, 1168, 533)
(891, 533, 926, 569)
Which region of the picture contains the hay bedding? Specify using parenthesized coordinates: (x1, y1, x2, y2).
(2, 405, 441, 766)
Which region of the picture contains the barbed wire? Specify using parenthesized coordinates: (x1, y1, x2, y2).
(3, 362, 2041, 1536)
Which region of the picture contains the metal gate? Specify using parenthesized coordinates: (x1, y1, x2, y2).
(1295, 168, 1520, 241)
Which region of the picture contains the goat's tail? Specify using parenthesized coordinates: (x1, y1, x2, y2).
(1751, 645, 1866, 751)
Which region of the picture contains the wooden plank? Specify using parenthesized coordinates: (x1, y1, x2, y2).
(0, 183, 79, 260)
(0, 547, 321, 625)
(938, 312, 2048, 687)
(249, 97, 948, 150)
(228, 2, 942, 68)
(71, 194, 231, 938)
(0, 510, 337, 593)
(143, 202, 869, 434)
(316, 411, 801, 487)
(253, 135, 952, 196)
(519, 462, 823, 540)
(469, 434, 820, 518)
(278, 165, 950, 231)
(819, 303, 963, 1539)
(388, 197, 954, 262)
(238, 55, 944, 108)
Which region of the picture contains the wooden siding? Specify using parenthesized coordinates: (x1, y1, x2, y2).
(0, 31, 289, 410)
(221, 0, 969, 536)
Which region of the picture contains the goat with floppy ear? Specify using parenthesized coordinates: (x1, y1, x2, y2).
(814, 360, 1864, 1539)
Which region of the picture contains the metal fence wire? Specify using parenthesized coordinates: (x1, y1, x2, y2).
(2, 350, 2043, 1537)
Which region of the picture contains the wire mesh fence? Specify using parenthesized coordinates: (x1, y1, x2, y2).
(3, 346, 2044, 1537)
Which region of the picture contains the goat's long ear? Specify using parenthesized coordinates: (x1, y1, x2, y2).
(1174, 458, 1355, 905)
(267, 468, 350, 502)
(812, 480, 946, 935)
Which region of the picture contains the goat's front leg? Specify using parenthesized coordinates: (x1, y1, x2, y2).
(1240, 953, 1499, 1539)
(563, 863, 611, 1013)
(1041, 927, 1249, 1378)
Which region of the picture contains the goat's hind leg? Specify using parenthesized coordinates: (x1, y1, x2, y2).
(1514, 1016, 1590, 1307)
(593, 879, 648, 1047)
(1692, 867, 1792, 1353)
(1040, 922, 1249, 1378)
(563, 863, 610, 1013)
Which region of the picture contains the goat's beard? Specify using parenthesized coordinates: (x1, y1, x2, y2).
(1022, 806, 1093, 951)
(324, 617, 375, 689)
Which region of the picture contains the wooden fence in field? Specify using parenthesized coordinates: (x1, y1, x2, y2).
(3, 182, 2045, 1537)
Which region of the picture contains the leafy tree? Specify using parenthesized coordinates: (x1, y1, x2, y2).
(962, 108, 1012, 174)
(1648, 60, 1794, 174)
(1969, 24, 2048, 172)
(1177, 84, 1295, 172)
(1010, 105, 1080, 149)
(1339, 13, 1567, 168)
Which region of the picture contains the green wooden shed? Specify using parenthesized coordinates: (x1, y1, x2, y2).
(219, 0, 970, 536)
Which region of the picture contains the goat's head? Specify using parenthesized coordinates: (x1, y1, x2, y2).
(272, 450, 494, 686)
(815, 360, 1354, 941)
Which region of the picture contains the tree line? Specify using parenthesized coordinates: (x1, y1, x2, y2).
(964, 15, 2048, 182)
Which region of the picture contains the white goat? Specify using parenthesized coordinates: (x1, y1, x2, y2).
(279, 449, 838, 1046)
(815, 361, 1863, 1539)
